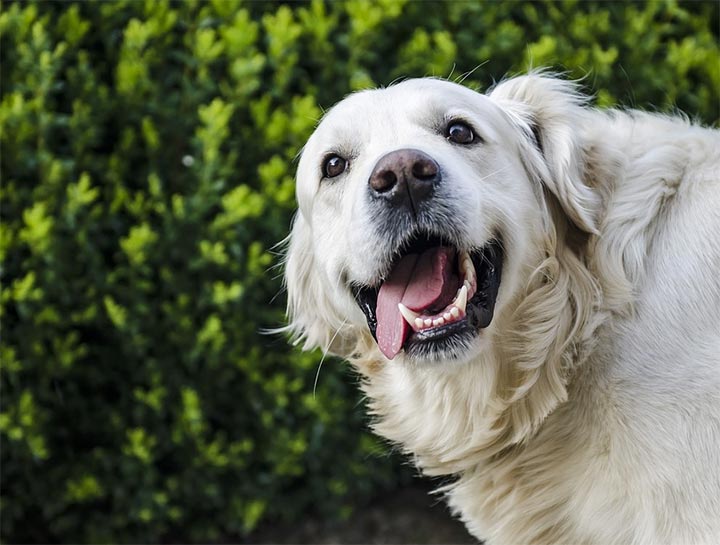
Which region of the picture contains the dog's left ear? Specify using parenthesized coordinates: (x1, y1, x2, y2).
(489, 73, 600, 233)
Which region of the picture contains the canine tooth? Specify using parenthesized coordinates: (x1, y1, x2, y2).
(464, 258, 475, 280)
(424, 318, 432, 327)
(443, 312, 452, 321)
(455, 284, 468, 313)
(415, 318, 425, 329)
(464, 279, 472, 291)
(398, 302, 420, 325)
(450, 307, 460, 318)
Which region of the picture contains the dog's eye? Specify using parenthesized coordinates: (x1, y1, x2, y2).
(446, 122, 475, 144)
(322, 154, 348, 178)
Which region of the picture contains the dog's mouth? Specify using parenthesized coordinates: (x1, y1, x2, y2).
(352, 232, 503, 360)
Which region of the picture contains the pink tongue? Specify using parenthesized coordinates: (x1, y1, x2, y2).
(376, 247, 457, 359)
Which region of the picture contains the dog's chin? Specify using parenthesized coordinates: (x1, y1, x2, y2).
(402, 306, 494, 364)
(352, 234, 504, 364)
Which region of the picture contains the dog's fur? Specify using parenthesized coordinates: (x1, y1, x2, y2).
(283, 73, 720, 544)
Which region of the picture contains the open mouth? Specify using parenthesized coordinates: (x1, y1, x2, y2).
(352, 232, 504, 360)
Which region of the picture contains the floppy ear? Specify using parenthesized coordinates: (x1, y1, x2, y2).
(283, 213, 355, 356)
(489, 73, 600, 233)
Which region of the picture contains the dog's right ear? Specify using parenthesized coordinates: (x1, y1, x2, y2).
(282, 213, 353, 356)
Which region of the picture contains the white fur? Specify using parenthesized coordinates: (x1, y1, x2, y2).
(283, 73, 720, 544)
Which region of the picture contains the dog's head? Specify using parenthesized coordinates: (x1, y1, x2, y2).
(284, 74, 600, 371)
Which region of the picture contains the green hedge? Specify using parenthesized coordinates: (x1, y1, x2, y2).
(1, 0, 717, 542)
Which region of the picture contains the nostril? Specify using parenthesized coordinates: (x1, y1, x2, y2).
(371, 169, 397, 193)
(412, 158, 439, 180)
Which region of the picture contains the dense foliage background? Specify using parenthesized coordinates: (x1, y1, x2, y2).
(1, 0, 717, 542)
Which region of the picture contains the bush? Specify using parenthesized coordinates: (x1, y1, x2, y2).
(1, 0, 717, 542)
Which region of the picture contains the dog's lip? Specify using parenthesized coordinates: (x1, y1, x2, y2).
(351, 237, 503, 358)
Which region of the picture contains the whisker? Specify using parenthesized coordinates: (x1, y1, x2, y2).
(456, 62, 488, 86)
(314, 318, 349, 398)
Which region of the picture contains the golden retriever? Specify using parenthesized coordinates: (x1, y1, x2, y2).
(283, 73, 720, 544)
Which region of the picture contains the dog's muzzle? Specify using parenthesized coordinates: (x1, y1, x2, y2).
(353, 149, 504, 361)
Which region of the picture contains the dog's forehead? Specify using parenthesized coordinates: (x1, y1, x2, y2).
(317, 79, 490, 137)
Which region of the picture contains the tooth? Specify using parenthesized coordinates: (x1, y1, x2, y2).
(433, 317, 445, 326)
(415, 318, 425, 329)
(398, 302, 419, 325)
(455, 285, 468, 313)
(443, 312, 452, 321)
(451, 307, 460, 318)
(464, 259, 474, 278)
(424, 318, 432, 327)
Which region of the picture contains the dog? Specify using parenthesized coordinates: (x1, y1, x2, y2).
(282, 73, 720, 544)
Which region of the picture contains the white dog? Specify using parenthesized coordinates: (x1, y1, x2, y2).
(283, 73, 720, 544)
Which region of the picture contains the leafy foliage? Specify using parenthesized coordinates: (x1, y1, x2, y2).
(1, 0, 717, 541)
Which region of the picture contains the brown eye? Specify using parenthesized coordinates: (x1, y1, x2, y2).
(446, 121, 475, 144)
(322, 154, 348, 178)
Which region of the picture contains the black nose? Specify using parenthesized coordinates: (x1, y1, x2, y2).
(368, 149, 440, 210)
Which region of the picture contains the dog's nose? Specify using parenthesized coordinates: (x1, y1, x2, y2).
(368, 149, 440, 209)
